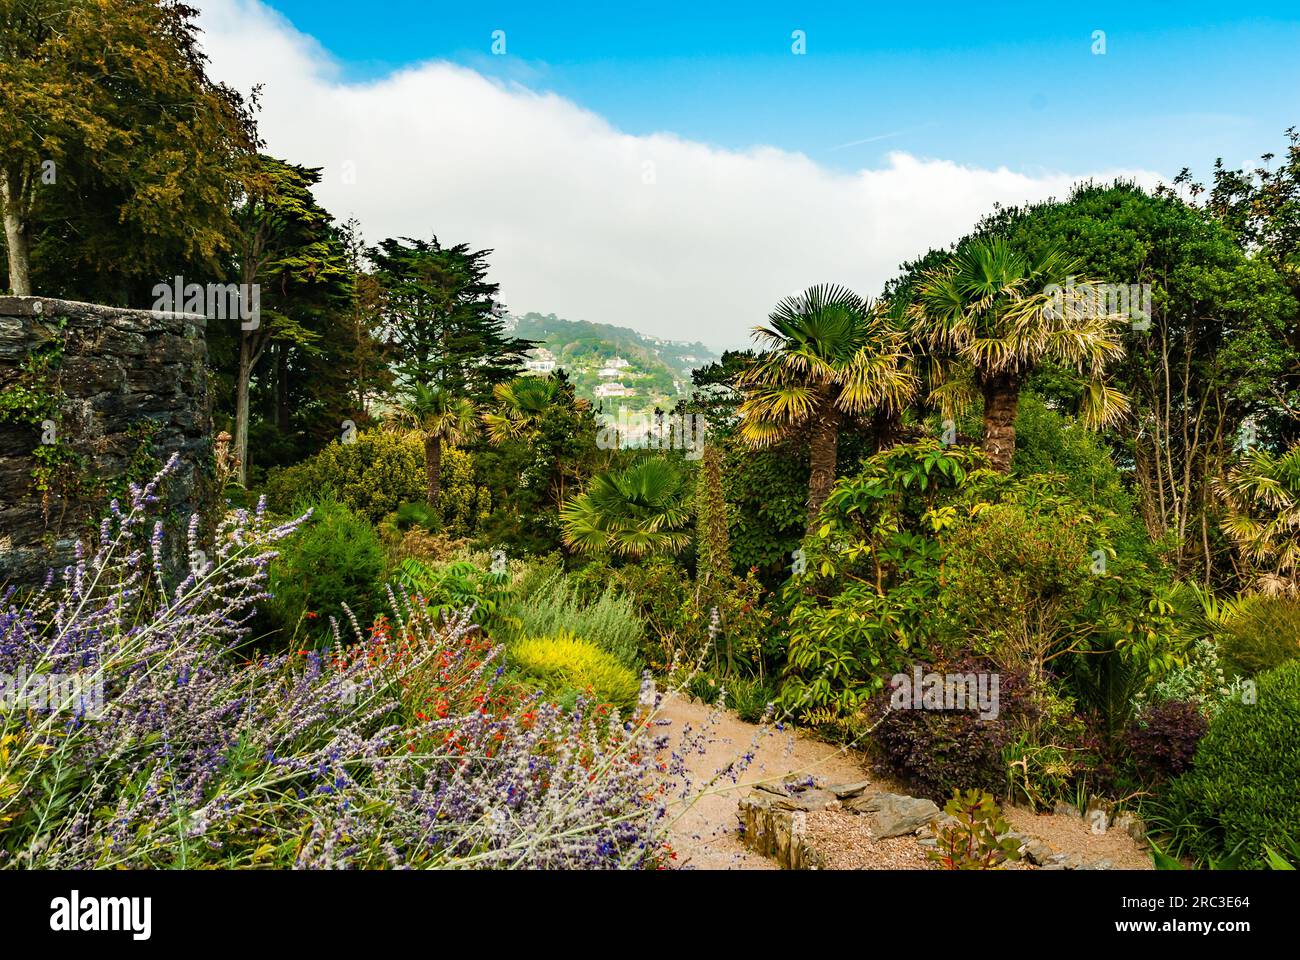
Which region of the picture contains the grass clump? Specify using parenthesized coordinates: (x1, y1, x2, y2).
(508, 573, 644, 668)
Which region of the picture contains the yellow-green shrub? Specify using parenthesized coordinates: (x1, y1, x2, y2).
(512, 632, 641, 712)
(263, 430, 481, 534)
(264, 430, 423, 523)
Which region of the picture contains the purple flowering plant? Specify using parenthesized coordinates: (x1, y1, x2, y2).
(0, 455, 693, 869)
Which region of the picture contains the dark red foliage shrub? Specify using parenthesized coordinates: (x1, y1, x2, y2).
(1125, 700, 1208, 783)
(868, 657, 1040, 802)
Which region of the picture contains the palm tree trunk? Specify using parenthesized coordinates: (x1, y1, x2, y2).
(981, 373, 1021, 473)
(806, 402, 842, 531)
(869, 407, 903, 454)
(425, 435, 442, 508)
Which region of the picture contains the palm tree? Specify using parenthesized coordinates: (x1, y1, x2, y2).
(560, 458, 692, 559)
(482, 374, 593, 508)
(738, 284, 917, 530)
(1218, 440, 1300, 596)
(386, 382, 477, 508)
(482, 376, 560, 443)
(910, 238, 1128, 472)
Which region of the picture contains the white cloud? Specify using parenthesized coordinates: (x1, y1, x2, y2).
(196, 0, 1163, 350)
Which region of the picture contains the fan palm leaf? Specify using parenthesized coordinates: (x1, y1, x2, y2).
(482, 376, 559, 443)
(560, 458, 693, 559)
(1217, 441, 1300, 595)
(385, 382, 476, 507)
(739, 283, 917, 528)
(909, 237, 1129, 470)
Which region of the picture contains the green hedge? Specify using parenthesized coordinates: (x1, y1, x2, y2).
(1163, 660, 1300, 866)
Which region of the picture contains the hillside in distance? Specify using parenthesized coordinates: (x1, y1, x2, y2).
(505, 311, 720, 412)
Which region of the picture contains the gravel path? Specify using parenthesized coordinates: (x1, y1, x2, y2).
(1003, 805, 1153, 870)
(655, 693, 872, 869)
(655, 693, 1153, 871)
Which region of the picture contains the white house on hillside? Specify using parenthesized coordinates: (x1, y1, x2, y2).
(524, 347, 557, 375)
(598, 356, 631, 378)
(594, 381, 633, 399)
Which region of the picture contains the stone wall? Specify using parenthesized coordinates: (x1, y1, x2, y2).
(0, 296, 211, 587)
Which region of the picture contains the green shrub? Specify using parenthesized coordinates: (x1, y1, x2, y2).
(720, 440, 808, 584)
(583, 556, 691, 658)
(506, 573, 644, 668)
(265, 500, 385, 645)
(1219, 595, 1300, 677)
(778, 440, 1180, 736)
(510, 555, 567, 602)
(939, 498, 1097, 676)
(928, 790, 1023, 870)
(264, 430, 423, 523)
(263, 430, 480, 534)
(1013, 392, 1150, 557)
(1160, 660, 1300, 866)
(394, 500, 440, 532)
(391, 557, 515, 632)
(685, 672, 776, 723)
(1137, 638, 1234, 714)
(778, 441, 984, 723)
(674, 569, 781, 678)
(512, 632, 641, 712)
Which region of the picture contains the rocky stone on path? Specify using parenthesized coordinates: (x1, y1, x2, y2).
(845, 791, 941, 839)
(1085, 798, 1114, 833)
(737, 793, 823, 869)
(772, 789, 839, 812)
(752, 777, 840, 812)
(1112, 811, 1146, 841)
(1053, 800, 1081, 819)
(739, 779, 1125, 870)
(1039, 851, 1115, 870)
(1041, 851, 1086, 870)
(1020, 839, 1054, 865)
(826, 780, 872, 800)
(924, 811, 959, 834)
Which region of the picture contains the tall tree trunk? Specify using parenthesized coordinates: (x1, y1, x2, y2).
(981, 373, 1021, 473)
(264, 342, 278, 422)
(1, 168, 32, 296)
(234, 337, 253, 486)
(806, 402, 842, 532)
(425, 435, 442, 508)
(234, 327, 271, 486)
(276, 343, 291, 433)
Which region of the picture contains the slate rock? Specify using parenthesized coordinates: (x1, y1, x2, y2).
(846, 792, 941, 839)
(827, 780, 872, 800)
(1022, 839, 1054, 865)
(1042, 851, 1084, 870)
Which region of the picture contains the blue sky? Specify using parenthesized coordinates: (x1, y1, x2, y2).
(260, 0, 1300, 177)
(199, 1, 1297, 347)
